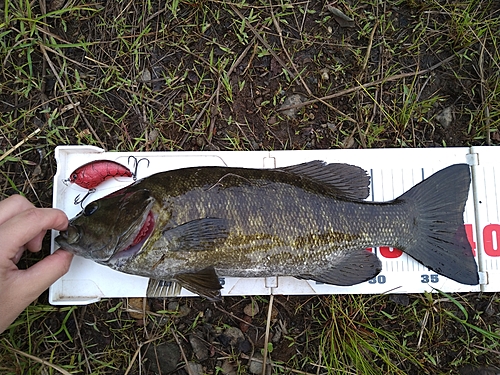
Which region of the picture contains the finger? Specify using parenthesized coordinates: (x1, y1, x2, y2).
(13, 249, 74, 303)
(0, 195, 35, 225)
(13, 247, 25, 264)
(0, 208, 68, 263)
(25, 231, 47, 253)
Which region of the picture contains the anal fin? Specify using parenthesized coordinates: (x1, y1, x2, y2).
(176, 267, 222, 301)
(298, 249, 381, 286)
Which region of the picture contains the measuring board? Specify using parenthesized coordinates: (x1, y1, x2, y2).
(49, 145, 496, 305)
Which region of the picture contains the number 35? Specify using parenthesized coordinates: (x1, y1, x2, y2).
(421, 274, 439, 283)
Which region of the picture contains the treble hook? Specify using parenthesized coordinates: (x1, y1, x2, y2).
(74, 188, 96, 208)
(128, 155, 150, 181)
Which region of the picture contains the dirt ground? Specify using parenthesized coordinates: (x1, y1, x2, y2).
(1, 0, 500, 374)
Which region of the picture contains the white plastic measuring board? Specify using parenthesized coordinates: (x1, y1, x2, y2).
(49, 145, 487, 305)
(469, 146, 500, 292)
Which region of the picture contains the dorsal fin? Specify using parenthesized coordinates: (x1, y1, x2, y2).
(279, 161, 370, 200)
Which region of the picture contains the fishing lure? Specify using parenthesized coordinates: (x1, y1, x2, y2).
(66, 160, 133, 189)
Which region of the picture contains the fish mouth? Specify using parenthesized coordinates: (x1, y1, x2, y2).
(107, 210, 155, 264)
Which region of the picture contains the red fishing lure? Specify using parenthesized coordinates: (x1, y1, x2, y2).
(68, 160, 133, 189)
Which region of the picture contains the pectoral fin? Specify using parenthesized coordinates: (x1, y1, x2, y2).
(298, 249, 381, 286)
(162, 218, 229, 252)
(176, 267, 222, 301)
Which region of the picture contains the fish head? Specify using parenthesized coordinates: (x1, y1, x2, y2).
(56, 189, 156, 265)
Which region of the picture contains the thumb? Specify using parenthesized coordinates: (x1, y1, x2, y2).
(15, 250, 74, 303)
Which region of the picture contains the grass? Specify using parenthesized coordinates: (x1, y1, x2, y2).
(1, 0, 500, 373)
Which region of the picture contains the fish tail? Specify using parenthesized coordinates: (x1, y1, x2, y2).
(396, 164, 478, 285)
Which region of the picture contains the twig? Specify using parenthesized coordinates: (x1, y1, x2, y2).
(279, 48, 466, 112)
(124, 336, 163, 375)
(4, 340, 72, 375)
(229, 4, 295, 79)
(38, 44, 106, 149)
(0, 128, 41, 163)
(361, 21, 378, 72)
(261, 294, 274, 375)
(181, 41, 253, 147)
(214, 304, 259, 329)
(72, 307, 92, 374)
(417, 309, 429, 349)
(269, 4, 355, 121)
(241, 351, 317, 375)
(471, 344, 500, 356)
(300, 1, 310, 34)
(171, 326, 195, 375)
(478, 38, 491, 145)
(270, 5, 311, 96)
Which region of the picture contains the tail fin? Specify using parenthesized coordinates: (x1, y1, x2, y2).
(397, 164, 478, 285)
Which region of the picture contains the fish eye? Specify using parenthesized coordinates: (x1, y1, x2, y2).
(83, 202, 99, 216)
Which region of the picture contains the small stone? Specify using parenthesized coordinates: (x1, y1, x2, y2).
(145, 342, 180, 373)
(167, 301, 179, 311)
(327, 122, 337, 131)
(342, 135, 355, 149)
(140, 68, 152, 87)
(127, 297, 148, 320)
(49, 0, 66, 11)
(189, 335, 209, 361)
(222, 327, 244, 347)
(326, 5, 355, 28)
(271, 306, 279, 321)
(321, 68, 329, 81)
(244, 301, 259, 317)
(389, 294, 410, 306)
(485, 303, 496, 317)
(436, 106, 453, 128)
(238, 339, 252, 353)
(204, 308, 213, 321)
(178, 305, 191, 317)
(168, 302, 191, 318)
(271, 327, 282, 343)
(280, 94, 305, 118)
(196, 135, 206, 147)
(240, 315, 252, 333)
(458, 364, 500, 375)
(186, 362, 204, 375)
(148, 129, 159, 143)
(248, 353, 264, 374)
(220, 360, 237, 375)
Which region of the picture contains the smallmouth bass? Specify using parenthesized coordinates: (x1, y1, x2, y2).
(56, 161, 478, 299)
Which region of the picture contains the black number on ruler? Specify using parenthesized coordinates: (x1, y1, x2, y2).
(368, 275, 386, 284)
(421, 274, 439, 283)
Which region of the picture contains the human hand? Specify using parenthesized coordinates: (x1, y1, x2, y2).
(0, 195, 73, 334)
